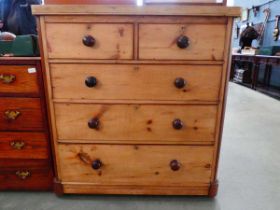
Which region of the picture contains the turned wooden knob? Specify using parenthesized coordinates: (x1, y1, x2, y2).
(177, 35, 189, 49)
(173, 119, 184, 130)
(174, 77, 186, 89)
(92, 159, 102, 170)
(83, 35, 95, 47)
(85, 76, 98, 88)
(170, 160, 181, 171)
(88, 118, 100, 129)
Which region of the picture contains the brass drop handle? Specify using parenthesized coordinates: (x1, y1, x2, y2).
(16, 170, 31, 180)
(170, 160, 181, 171)
(173, 119, 184, 130)
(88, 118, 100, 130)
(85, 76, 98, 88)
(83, 35, 96, 47)
(0, 74, 16, 84)
(177, 35, 190, 49)
(92, 159, 102, 170)
(4, 110, 21, 120)
(174, 77, 187, 89)
(10, 141, 25, 150)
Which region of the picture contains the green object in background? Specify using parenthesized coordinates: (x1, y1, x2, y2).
(257, 46, 280, 56)
(0, 35, 39, 57)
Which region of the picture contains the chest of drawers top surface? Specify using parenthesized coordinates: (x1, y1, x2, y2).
(34, 5, 240, 196)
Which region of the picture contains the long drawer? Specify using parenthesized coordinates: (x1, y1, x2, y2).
(55, 103, 217, 144)
(139, 23, 226, 61)
(0, 98, 44, 131)
(45, 23, 133, 59)
(58, 144, 213, 186)
(0, 132, 49, 159)
(51, 64, 222, 102)
(0, 65, 39, 96)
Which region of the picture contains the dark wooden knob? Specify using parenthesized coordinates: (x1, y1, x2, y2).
(173, 119, 183, 130)
(177, 35, 189, 49)
(88, 118, 100, 129)
(170, 160, 181, 171)
(85, 76, 98, 88)
(174, 77, 186, 89)
(92, 159, 102, 170)
(83, 35, 95, 47)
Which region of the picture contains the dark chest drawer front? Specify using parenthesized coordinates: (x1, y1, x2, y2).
(0, 65, 39, 96)
(0, 132, 49, 159)
(0, 159, 52, 190)
(0, 98, 44, 131)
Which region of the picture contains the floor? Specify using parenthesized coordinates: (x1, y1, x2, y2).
(1, 82, 280, 210)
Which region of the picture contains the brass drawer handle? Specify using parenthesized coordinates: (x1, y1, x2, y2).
(10, 141, 25, 150)
(0, 74, 16, 84)
(16, 170, 31, 180)
(4, 110, 21, 120)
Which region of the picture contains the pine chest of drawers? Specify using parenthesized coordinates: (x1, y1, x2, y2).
(33, 5, 240, 196)
(0, 58, 53, 190)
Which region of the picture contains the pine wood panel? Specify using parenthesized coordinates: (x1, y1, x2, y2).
(32, 5, 241, 17)
(139, 23, 226, 61)
(58, 144, 213, 186)
(0, 65, 39, 96)
(55, 104, 217, 144)
(50, 64, 222, 101)
(0, 98, 44, 131)
(46, 23, 133, 60)
(0, 132, 48, 159)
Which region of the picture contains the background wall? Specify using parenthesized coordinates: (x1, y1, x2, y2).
(232, 0, 280, 87)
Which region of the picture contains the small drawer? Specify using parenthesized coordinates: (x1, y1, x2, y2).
(0, 159, 52, 190)
(58, 144, 213, 186)
(51, 64, 222, 102)
(0, 132, 49, 159)
(46, 23, 133, 60)
(139, 23, 226, 61)
(55, 104, 217, 144)
(0, 98, 44, 131)
(0, 65, 39, 96)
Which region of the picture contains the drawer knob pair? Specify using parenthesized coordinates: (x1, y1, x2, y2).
(83, 35, 96, 47)
(177, 35, 190, 49)
(85, 76, 98, 88)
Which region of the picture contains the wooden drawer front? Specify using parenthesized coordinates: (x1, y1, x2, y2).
(139, 24, 226, 61)
(0, 98, 44, 131)
(46, 23, 133, 59)
(0, 132, 48, 159)
(55, 104, 217, 144)
(51, 64, 222, 101)
(0, 159, 52, 190)
(58, 144, 213, 186)
(0, 65, 39, 96)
